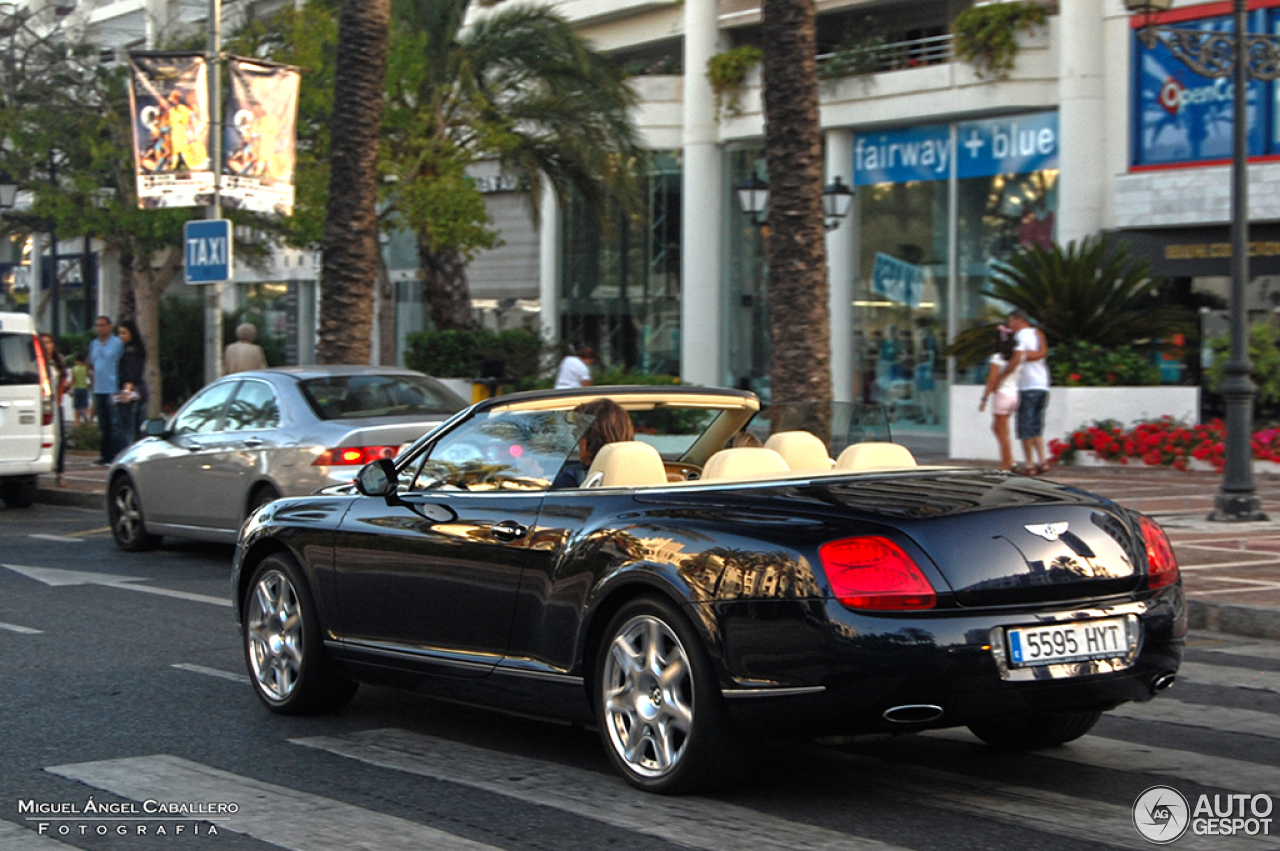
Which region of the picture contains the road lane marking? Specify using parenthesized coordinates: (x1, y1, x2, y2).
(46, 754, 500, 851)
(0, 622, 42, 635)
(1177, 660, 1278, 694)
(0, 819, 80, 849)
(1, 564, 230, 608)
(1110, 697, 1280, 741)
(293, 729, 912, 851)
(171, 663, 248, 684)
(26, 535, 83, 544)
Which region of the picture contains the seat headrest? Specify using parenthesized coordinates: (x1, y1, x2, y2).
(835, 442, 917, 470)
(585, 441, 668, 488)
(701, 447, 790, 482)
(765, 431, 832, 472)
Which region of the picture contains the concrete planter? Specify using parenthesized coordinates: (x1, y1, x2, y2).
(948, 385, 1201, 463)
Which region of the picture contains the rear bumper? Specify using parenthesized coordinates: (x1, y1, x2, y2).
(709, 585, 1186, 736)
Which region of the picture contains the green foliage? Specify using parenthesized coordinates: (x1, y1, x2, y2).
(1050, 342, 1162, 387)
(398, 151, 498, 258)
(817, 18, 886, 80)
(594, 366, 682, 386)
(948, 234, 1195, 370)
(157, 295, 288, 409)
(953, 1, 1046, 79)
(707, 45, 763, 117)
(404, 328, 544, 383)
(67, 422, 100, 453)
(1208, 322, 1280, 407)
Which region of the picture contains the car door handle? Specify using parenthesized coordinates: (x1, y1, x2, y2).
(241, 437, 265, 447)
(491, 521, 528, 542)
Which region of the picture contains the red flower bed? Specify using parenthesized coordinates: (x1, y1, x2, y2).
(1049, 417, 1280, 472)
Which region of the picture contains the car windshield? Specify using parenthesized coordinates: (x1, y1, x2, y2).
(300, 374, 465, 420)
(0, 333, 39, 385)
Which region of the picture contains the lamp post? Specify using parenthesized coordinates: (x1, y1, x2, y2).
(735, 173, 853, 231)
(1127, 0, 1271, 520)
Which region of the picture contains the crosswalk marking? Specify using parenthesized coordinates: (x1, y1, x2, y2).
(46, 754, 501, 851)
(1111, 697, 1280, 741)
(1177, 660, 1279, 694)
(293, 729, 912, 851)
(170, 663, 248, 684)
(0, 622, 41, 635)
(0, 820, 76, 850)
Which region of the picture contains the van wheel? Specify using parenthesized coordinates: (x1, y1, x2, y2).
(1, 476, 37, 508)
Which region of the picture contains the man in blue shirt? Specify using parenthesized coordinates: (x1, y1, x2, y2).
(88, 315, 123, 464)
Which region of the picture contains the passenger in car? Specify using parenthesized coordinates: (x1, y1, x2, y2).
(552, 398, 634, 488)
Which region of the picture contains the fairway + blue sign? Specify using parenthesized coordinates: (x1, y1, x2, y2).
(184, 219, 233, 284)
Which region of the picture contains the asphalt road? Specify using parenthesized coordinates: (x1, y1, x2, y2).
(1, 503, 1278, 851)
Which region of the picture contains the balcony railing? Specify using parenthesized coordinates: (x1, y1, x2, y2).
(817, 32, 954, 80)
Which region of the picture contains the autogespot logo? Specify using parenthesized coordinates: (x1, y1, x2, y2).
(1134, 786, 1190, 844)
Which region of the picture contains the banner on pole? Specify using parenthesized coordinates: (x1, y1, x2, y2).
(221, 58, 300, 216)
(127, 53, 214, 209)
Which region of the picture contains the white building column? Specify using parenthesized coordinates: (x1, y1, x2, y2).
(680, 0, 723, 387)
(824, 129, 855, 402)
(538, 178, 560, 349)
(1057, 0, 1106, 243)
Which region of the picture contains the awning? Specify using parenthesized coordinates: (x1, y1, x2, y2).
(1110, 224, 1280, 277)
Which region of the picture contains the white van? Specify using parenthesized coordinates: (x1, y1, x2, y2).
(0, 312, 54, 507)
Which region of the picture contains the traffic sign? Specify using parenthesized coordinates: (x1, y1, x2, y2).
(184, 219, 233, 284)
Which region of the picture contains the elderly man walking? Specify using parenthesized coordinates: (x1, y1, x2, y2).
(224, 322, 268, 374)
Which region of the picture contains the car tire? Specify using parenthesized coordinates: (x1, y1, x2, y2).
(247, 485, 281, 519)
(242, 553, 357, 715)
(108, 475, 161, 551)
(967, 709, 1103, 750)
(594, 596, 748, 794)
(1, 476, 37, 508)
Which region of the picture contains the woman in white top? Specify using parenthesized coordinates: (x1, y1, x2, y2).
(979, 326, 1022, 472)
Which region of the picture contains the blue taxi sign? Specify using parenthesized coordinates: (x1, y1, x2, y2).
(184, 219, 233, 284)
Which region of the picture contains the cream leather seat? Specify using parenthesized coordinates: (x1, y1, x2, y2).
(700, 447, 790, 482)
(765, 431, 832, 472)
(584, 441, 668, 488)
(835, 442, 918, 470)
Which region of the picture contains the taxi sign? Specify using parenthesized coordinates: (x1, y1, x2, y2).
(184, 219, 233, 284)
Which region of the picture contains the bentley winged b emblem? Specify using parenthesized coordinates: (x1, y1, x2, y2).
(1024, 522, 1069, 542)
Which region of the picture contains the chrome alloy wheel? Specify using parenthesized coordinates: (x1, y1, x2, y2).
(246, 569, 304, 702)
(602, 614, 694, 778)
(110, 481, 144, 545)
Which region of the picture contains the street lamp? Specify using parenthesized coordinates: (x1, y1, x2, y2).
(821, 176, 854, 230)
(1128, 0, 1270, 521)
(0, 171, 16, 210)
(736, 174, 769, 228)
(735, 173, 854, 231)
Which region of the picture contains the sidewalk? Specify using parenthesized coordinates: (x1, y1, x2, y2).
(36, 453, 1280, 639)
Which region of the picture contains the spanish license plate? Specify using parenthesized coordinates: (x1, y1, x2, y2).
(1006, 617, 1130, 668)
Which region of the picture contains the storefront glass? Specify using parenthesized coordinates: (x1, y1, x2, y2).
(559, 151, 682, 375)
(724, 145, 770, 397)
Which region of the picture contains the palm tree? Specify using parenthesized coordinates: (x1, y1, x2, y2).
(949, 234, 1195, 370)
(384, 0, 639, 331)
(760, 0, 832, 405)
(316, 0, 389, 364)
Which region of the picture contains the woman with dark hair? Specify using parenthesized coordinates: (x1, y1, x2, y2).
(979, 325, 1021, 472)
(552, 398, 634, 488)
(39, 333, 68, 486)
(114, 320, 148, 449)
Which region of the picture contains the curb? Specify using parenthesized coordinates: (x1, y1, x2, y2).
(35, 488, 104, 513)
(1187, 599, 1280, 641)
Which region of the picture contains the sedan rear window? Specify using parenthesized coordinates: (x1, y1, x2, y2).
(0, 333, 39, 386)
(301, 374, 465, 420)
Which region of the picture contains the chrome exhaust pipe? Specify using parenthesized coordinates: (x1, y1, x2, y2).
(1151, 673, 1176, 695)
(882, 704, 944, 724)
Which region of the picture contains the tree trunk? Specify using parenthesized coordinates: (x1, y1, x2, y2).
(377, 248, 397, 365)
(133, 246, 182, 418)
(316, 0, 389, 364)
(760, 0, 832, 406)
(419, 240, 475, 331)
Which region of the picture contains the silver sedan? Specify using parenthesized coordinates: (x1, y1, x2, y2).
(107, 366, 467, 550)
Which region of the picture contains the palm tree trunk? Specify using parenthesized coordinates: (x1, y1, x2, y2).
(419, 240, 475, 331)
(761, 0, 832, 406)
(316, 0, 389, 364)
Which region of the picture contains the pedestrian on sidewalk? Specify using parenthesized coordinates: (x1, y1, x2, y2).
(71, 353, 91, 427)
(225, 322, 268, 374)
(114, 320, 148, 450)
(980, 325, 1021, 472)
(88, 315, 122, 465)
(554, 346, 594, 389)
(39, 333, 68, 487)
(1009, 309, 1051, 474)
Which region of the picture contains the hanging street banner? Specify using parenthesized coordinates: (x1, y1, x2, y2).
(127, 53, 213, 209)
(221, 58, 300, 216)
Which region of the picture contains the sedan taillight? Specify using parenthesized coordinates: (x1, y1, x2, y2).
(819, 536, 936, 611)
(1138, 515, 1179, 589)
(313, 446, 399, 466)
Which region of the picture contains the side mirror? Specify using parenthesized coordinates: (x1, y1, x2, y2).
(354, 458, 398, 498)
(143, 418, 170, 438)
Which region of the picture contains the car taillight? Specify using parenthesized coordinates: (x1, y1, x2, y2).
(32, 337, 53, 426)
(313, 446, 399, 466)
(819, 536, 936, 611)
(1138, 515, 1179, 589)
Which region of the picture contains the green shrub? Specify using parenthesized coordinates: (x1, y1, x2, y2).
(1208, 322, 1280, 406)
(1050, 342, 1162, 387)
(954, 1, 1046, 79)
(67, 422, 100, 452)
(405, 328, 544, 385)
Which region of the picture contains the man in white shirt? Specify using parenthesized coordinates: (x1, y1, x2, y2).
(554, 346, 595, 388)
(1008, 310, 1050, 473)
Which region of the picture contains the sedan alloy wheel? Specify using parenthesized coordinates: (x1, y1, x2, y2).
(108, 475, 160, 551)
